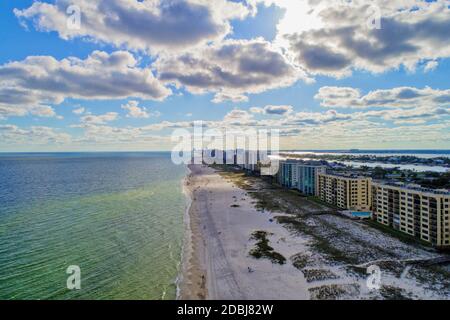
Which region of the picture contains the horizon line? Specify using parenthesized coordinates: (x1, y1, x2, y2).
(0, 149, 449, 154)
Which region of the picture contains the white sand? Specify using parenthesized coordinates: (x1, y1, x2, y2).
(179, 164, 309, 300)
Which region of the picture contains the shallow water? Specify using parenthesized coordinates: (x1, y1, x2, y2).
(0, 152, 187, 300)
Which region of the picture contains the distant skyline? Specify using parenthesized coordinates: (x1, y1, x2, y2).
(1, 0, 449, 152)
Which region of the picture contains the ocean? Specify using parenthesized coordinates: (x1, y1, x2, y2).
(0, 152, 187, 300)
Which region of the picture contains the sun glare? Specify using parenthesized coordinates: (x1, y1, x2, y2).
(274, 0, 324, 35)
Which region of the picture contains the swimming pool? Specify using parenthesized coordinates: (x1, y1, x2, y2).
(350, 212, 372, 218)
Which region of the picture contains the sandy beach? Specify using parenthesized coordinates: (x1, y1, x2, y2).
(179, 164, 311, 300)
(178, 164, 450, 300)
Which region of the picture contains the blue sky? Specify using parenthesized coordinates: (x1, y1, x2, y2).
(0, 0, 449, 151)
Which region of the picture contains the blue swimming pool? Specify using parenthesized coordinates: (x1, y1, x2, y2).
(350, 212, 372, 218)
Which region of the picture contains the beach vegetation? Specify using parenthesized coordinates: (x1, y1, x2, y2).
(366, 220, 431, 247)
(309, 284, 360, 300)
(291, 253, 313, 270)
(302, 269, 339, 283)
(276, 216, 358, 265)
(249, 231, 286, 265)
(379, 285, 412, 300)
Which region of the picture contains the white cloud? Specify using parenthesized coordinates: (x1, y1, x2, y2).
(155, 38, 305, 102)
(250, 105, 293, 115)
(316, 86, 450, 109)
(73, 107, 86, 115)
(121, 100, 161, 119)
(424, 60, 439, 72)
(30, 105, 60, 118)
(0, 125, 71, 145)
(81, 112, 119, 124)
(283, 109, 353, 126)
(223, 109, 255, 125)
(361, 105, 450, 123)
(5, 102, 448, 150)
(212, 92, 249, 104)
(0, 50, 170, 119)
(15, 0, 254, 54)
(122, 100, 148, 119)
(263, 0, 450, 77)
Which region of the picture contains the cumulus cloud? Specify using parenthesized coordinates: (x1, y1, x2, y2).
(223, 109, 256, 125)
(141, 120, 194, 131)
(73, 107, 86, 115)
(155, 38, 305, 102)
(279, 0, 450, 77)
(0, 50, 170, 119)
(424, 60, 439, 72)
(212, 92, 249, 104)
(14, 0, 450, 84)
(30, 105, 61, 119)
(15, 0, 254, 53)
(8, 104, 445, 150)
(0, 125, 71, 145)
(81, 112, 119, 124)
(0, 104, 61, 119)
(122, 100, 152, 118)
(284, 109, 353, 126)
(362, 105, 450, 124)
(316, 86, 450, 108)
(250, 105, 293, 115)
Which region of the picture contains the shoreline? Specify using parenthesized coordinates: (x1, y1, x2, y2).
(177, 164, 208, 300)
(175, 166, 192, 300)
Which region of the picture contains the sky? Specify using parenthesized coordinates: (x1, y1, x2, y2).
(0, 0, 449, 152)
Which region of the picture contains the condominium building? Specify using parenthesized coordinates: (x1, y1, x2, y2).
(297, 164, 326, 195)
(223, 149, 236, 165)
(277, 160, 326, 195)
(317, 173, 372, 211)
(372, 182, 450, 247)
(239, 150, 259, 172)
(277, 160, 299, 189)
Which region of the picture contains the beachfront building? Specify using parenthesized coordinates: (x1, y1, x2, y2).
(223, 149, 238, 165)
(316, 173, 372, 212)
(277, 160, 299, 189)
(372, 182, 450, 247)
(237, 150, 259, 172)
(276, 160, 326, 194)
(245, 150, 259, 172)
(297, 164, 326, 195)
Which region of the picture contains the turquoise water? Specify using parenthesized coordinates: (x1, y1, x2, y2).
(350, 212, 372, 218)
(0, 153, 187, 300)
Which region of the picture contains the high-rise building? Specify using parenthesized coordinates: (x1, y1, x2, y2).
(316, 173, 372, 212)
(223, 149, 237, 165)
(372, 182, 450, 247)
(277, 160, 326, 194)
(277, 160, 299, 189)
(297, 164, 326, 195)
(243, 150, 258, 172)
